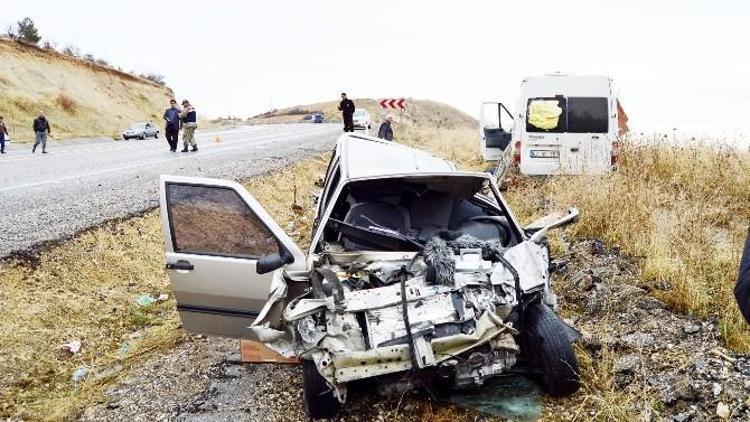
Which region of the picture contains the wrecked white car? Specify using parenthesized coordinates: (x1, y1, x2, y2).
(160, 133, 581, 418)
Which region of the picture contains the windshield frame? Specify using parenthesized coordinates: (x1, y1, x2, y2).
(310, 173, 524, 254)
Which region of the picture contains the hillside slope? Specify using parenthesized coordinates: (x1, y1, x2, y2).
(249, 98, 477, 129)
(0, 39, 174, 141)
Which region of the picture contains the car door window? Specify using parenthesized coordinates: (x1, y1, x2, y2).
(166, 183, 280, 258)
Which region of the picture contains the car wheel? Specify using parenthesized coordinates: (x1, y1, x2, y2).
(139, 133, 145, 140)
(520, 303, 580, 397)
(301, 359, 340, 419)
(154, 131, 159, 139)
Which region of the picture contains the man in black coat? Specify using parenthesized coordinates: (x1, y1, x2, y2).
(338, 93, 355, 132)
(32, 111, 51, 154)
(736, 226, 750, 324)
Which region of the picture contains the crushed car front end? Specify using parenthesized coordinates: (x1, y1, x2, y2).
(252, 170, 581, 417)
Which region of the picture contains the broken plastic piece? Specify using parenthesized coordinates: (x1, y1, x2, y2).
(72, 366, 88, 382)
(135, 294, 155, 307)
(60, 340, 82, 356)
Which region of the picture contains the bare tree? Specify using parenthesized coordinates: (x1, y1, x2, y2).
(5, 24, 16, 39)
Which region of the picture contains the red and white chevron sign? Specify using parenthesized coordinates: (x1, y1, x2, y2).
(379, 98, 407, 110)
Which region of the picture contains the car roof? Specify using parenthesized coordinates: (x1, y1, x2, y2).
(337, 133, 460, 179)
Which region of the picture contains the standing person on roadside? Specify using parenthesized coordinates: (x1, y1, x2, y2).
(377, 114, 394, 141)
(163, 99, 181, 152)
(0, 116, 8, 154)
(338, 93, 355, 132)
(735, 226, 750, 324)
(32, 111, 51, 154)
(180, 99, 198, 152)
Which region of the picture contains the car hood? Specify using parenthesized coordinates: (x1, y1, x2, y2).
(250, 239, 549, 357)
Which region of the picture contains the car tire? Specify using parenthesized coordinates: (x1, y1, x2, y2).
(302, 359, 340, 419)
(154, 131, 159, 139)
(139, 133, 145, 140)
(521, 303, 580, 397)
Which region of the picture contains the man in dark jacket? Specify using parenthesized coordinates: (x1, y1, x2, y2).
(377, 114, 394, 141)
(163, 99, 181, 152)
(338, 93, 355, 132)
(32, 111, 51, 154)
(736, 226, 750, 324)
(0, 116, 8, 154)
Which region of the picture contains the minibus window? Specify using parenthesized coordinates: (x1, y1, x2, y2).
(567, 97, 608, 133)
(526, 97, 566, 133)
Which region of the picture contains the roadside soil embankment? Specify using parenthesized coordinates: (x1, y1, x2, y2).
(0, 39, 173, 141)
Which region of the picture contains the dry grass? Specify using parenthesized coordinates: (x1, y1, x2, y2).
(0, 214, 180, 420)
(0, 156, 330, 420)
(504, 140, 750, 351)
(0, 39, 173, 141)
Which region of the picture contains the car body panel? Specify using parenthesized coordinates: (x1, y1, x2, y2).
(159, 175, 305, 339)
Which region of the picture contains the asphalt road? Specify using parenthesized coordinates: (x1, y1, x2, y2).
(0, 123, 341, 258)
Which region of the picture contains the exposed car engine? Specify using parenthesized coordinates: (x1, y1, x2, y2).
(282, 232, 550, 402)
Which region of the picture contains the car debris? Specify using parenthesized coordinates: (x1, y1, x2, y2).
(135, 294, 155, 307)
(159, 133, 583, 418)
(59, 339, 82, 356)
(72, 366, 89, 383)
(135, 293, 168, 307)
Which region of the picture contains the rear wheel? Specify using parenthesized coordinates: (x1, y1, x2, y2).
(154, 131, 159, 139)
(302, 359, 340, 419)
(521, 303, 580, 397)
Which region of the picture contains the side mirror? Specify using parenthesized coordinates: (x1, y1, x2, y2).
(526, 207, 580, 243)
(256, 250, 295, 274)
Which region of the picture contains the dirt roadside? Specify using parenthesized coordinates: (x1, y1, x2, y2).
(80, 238, 750, 421)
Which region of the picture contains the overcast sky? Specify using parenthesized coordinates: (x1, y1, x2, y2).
(3, 0, 749, 137)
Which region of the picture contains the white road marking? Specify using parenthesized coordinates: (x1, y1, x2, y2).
(0, 126, 337, 193)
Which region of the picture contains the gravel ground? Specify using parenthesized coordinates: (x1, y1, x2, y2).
(81, 238, 750, 422)
(0, 123, 340, 258)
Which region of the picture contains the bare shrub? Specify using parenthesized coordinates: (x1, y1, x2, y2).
(141, 73, 166, 86)
(56, 92, 78, 114)
(42, 39, 57, 50)
(61, 44, 79, 57)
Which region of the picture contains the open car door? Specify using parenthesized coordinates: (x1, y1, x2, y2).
(160, 175, 306, 339)
(479, 102, 514, 162)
